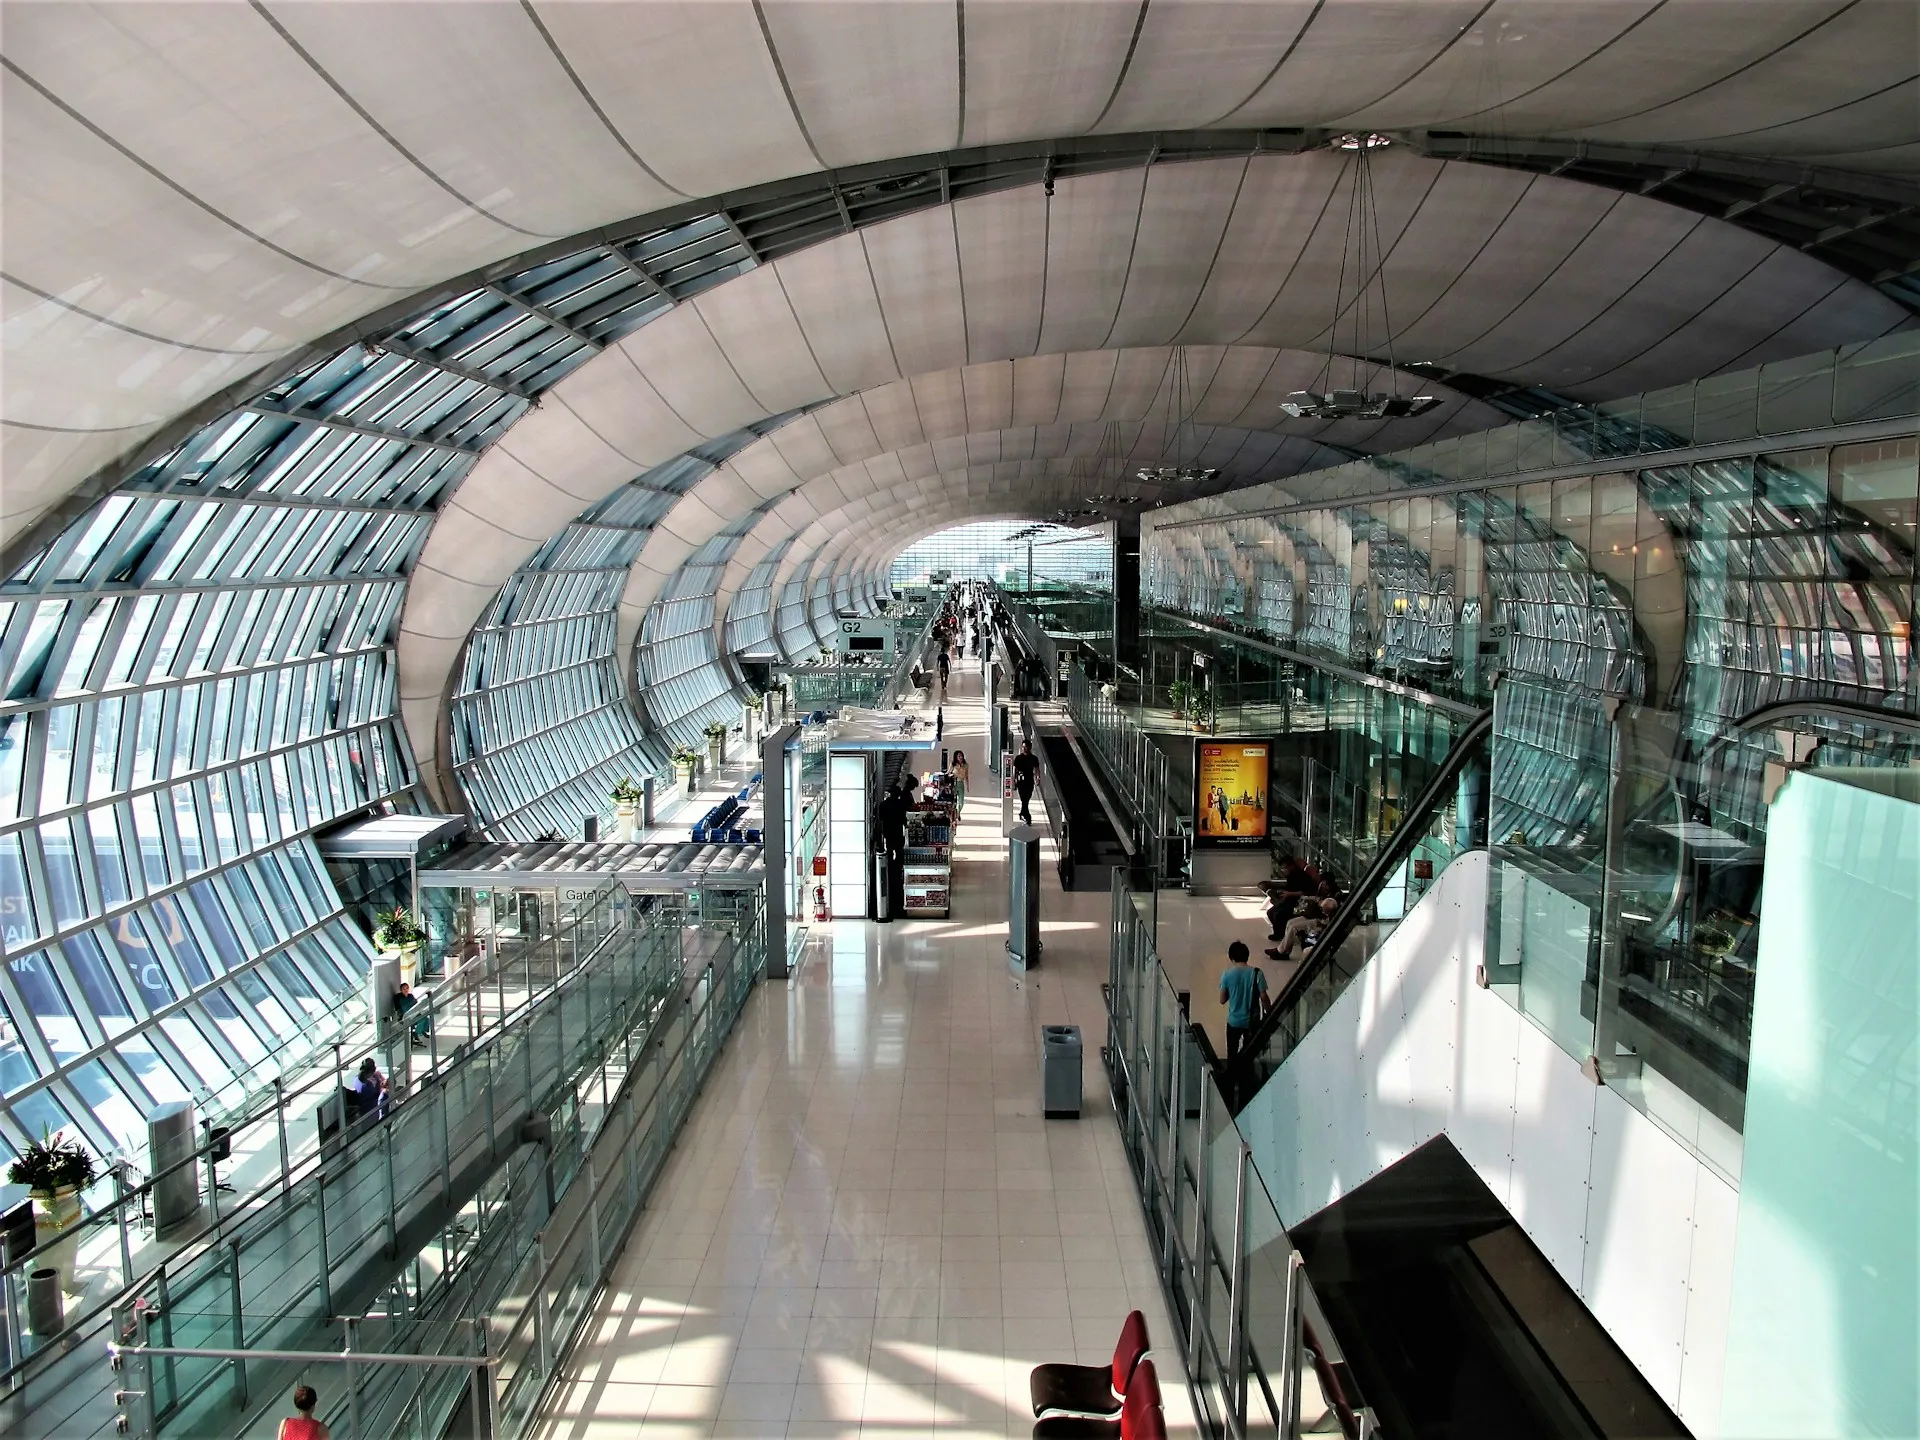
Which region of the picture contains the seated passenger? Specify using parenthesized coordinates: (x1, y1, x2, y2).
(1268, 884, 1339, 962)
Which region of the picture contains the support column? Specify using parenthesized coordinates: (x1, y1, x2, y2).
(1112, 515, 1141, 670)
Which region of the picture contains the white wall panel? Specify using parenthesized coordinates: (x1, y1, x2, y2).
(1238, 848, 1746, 1435)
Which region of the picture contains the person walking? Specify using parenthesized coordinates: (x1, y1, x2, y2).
(1012, 739, 1039, 824)
(1218, 941, 1268, 1061)
(950, 750, 970, 816)
(278, 1384, 330, 1440)
(936, 647, 950, 701)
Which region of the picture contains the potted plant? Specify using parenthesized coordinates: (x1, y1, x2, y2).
(671, 747, 701, 798)
(704, 719, 729, 770)
(373, 904, 426, 984)
(8, 1128, 96, 1277)
(1167, 680, 1189, 719)
(609, 776, 644, 841)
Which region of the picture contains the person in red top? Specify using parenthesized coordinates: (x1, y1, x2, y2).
(279, 1384, 330, 1440)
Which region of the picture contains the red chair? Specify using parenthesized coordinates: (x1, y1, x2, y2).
(1030, 1310, 1149, 1418)
(1033, 1358, 1163, 1439)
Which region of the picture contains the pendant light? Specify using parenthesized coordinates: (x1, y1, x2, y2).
(1282, 135, 1440, 422)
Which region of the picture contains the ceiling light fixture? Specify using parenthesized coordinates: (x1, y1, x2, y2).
(1282, 134, 1440, 423)
(1135, 346, 1219, 488)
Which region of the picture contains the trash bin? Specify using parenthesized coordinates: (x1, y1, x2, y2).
(26, 1267, 62, 1336)
(1041, 1025, 1082, 1118)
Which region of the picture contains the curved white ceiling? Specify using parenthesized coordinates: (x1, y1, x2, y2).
(5, 0, 1917, 537)
(619, 342, 1513, 655)
(384, 144, 1906, 783)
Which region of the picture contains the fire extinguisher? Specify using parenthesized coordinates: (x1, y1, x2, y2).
(813, 883, 830, 921)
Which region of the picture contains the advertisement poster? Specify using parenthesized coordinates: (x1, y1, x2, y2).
(1194, 740, 1271, 846)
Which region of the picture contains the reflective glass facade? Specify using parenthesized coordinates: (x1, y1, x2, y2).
(892, 520, 1109, 587)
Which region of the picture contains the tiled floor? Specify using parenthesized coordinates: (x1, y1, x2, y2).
(536, 662, 1198, 1438)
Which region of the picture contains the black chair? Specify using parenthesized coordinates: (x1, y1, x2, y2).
(1031, 1309, 1148, 1418)
(1033, 1358, 1163, 1439)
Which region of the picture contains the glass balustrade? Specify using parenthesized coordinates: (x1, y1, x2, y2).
(107, 888, 765, 1440)
(1106, 872, 1381, 1439)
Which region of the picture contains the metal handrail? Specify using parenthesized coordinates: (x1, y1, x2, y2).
(1226, 708, 1495, 1107)
(1, 913, 648, 1394)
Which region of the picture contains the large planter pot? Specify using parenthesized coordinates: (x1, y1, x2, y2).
(32, 1185, 82, 1287)
(613, 801, 638, 842)
(674, 764, 697, 799)
(707, 735, 726, 770)
(379, 943, 420, 986)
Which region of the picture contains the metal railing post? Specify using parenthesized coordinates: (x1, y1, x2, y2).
(1188, 1081, 1212, 1378)
(1164, 1026, 1182, 1284)
(226, 1239, 248, 1408)
(273, 1077, 292, 1194)
(382, 1122, 399, 1257)
(1225, 1143, 1251, 1439)
(470, 1316, 494, 1440)
(314, 1170, 334, 1320)
(1278, 1251, 1304, 1440)
(343, 1317, 362, 1440)
(533, 1233, 553, 1378)
(113, 1160, 134, 1283)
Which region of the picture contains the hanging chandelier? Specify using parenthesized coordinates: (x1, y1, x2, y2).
(1135, 346, 1219, 487)
(1281, 135, 1440, 423)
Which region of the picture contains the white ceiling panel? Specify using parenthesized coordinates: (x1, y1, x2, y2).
(757, 0, 959, 164)
(3, 2, 517, 286)
(257, 1, 665, 237)
(776, 236, 903, 396)
(1566, 1, 1920, 153)
(1231, 0, 1498, 127)
(1435, 199, 1703, 382)
(954, 188, 1049, 362)
(524, 1, 815, 195)
(857, 382, 926, 459)
(910, 369, 970, 441)
(626, 306, 765, 439)
(1095, 1, 1318, 133)
(1341, 0, 1664, 132)
(693, 264, 832, 414)
(1104, 156, 1251, 349)
(860, 208, 968, 378)
(1489, 0, 1854, 137)
(1035, 166, 1150, 355)
(961, 361, 1016, 433)
(957, 0, 1146, 143)
(1177, 155, 1342, 345)
(1010, 353, 1068, 428)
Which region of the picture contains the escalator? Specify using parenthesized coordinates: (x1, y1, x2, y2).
(1226, 708, 1495, 1108)
(1030, 731, 1131, 891)
(1292, 1137, 1687, 1440)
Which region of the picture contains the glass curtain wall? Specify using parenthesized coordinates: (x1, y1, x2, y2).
(635, 523, 758, 752)
(1147, 353, 1919, 1164)
(891, 520, 1109, 587)
(0, 205, 788, 1158)
(724, 547, 791, 656)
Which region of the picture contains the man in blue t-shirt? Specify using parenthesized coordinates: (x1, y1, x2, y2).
(1218, 940, 1268, 1060)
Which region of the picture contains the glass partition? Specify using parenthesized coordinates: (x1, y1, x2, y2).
(1106, 873, 1377, 1439)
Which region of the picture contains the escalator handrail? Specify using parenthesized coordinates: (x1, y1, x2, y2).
(1227, 707, 1495, 1100)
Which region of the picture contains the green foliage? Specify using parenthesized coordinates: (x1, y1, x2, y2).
(609, 776, 645, 805)
(7, 1128, 97, 1192)
(373, 905, 426, 950)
